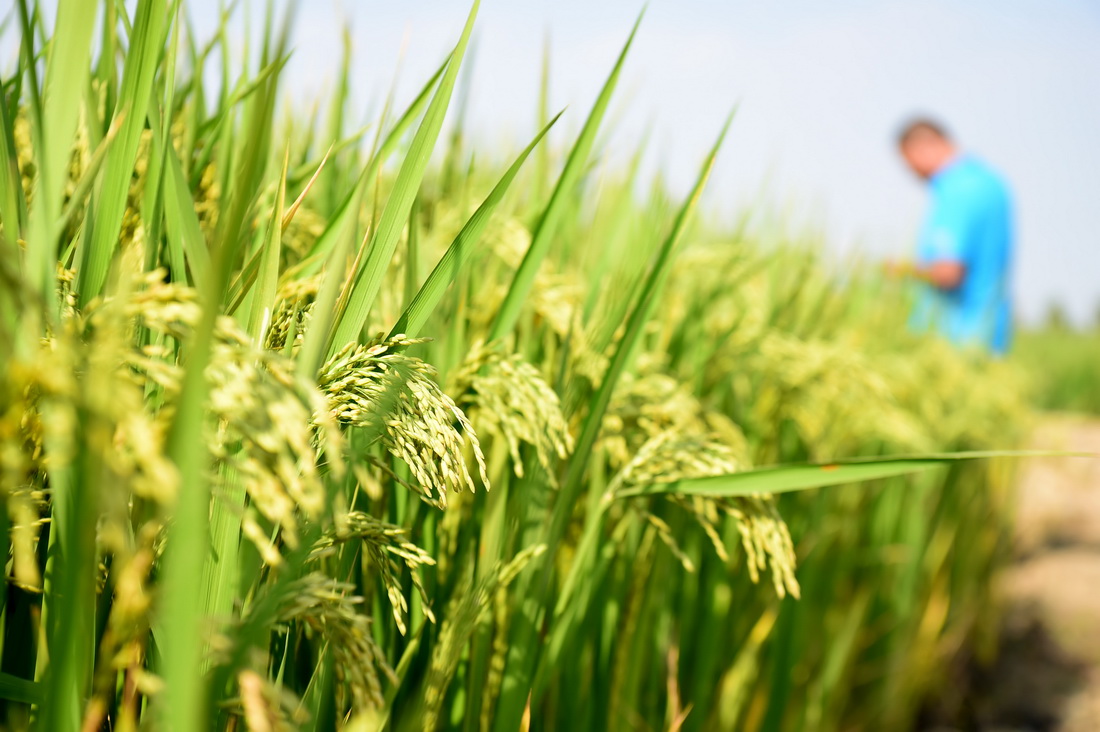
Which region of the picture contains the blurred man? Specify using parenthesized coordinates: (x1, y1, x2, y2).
(894, 118, 1014, 355)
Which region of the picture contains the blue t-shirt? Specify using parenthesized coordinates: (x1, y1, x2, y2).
(911, 155, 1014, 354)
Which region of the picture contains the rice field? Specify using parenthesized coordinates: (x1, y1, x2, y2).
(1014, 327, 1100, 416)
(0, 2, 1033, 730)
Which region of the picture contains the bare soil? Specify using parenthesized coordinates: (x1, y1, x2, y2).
(954, 416, 1100, 731)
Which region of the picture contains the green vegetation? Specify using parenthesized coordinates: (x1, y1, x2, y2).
(0, 2, 1030, 730)
(1014, 327, 1100, 416)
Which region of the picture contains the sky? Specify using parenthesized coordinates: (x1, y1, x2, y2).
(7, 1, 1100, 325)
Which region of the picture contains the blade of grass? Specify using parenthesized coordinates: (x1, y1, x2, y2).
(487, 11, 643, 342)
(57, 111, 126, 237)
(326, 1, 480, 354)
(0, 672, 42, 706)
(246, 147, 288, 340)
(75, 0, 168, 305)
(0, 90, 27, 242)
(296, 214, 357, 379)
(188, 53, 291, 183)
(388, 110, 563, 339)
(532, 31, 552, 205)
(283, 145, 331, 230)
(22, 0, 97, 299)
(615, 451, 1083, 498)
(319, 24, 351, 212)
(285, 59, 448, 282)
(223, 146, 329, 314)
(403, 192, 422, 311)
(155, 118, 212, 286)
(140, 0, 186, 284)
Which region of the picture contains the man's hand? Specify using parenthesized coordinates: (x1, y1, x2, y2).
(883, 259, 965, 292)
(923, 261, 966, 291)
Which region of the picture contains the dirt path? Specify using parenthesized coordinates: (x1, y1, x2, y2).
(977, 416, 1100, 730)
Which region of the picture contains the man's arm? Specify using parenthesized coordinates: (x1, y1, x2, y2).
(914, 179, 981, 292)
(909, 260, 966, 291)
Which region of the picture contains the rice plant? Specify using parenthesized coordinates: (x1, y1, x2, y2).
(1014, 326, 1100, 415)
(0, 2, 1029, 730)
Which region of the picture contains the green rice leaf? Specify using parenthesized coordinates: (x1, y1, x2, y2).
(0, 672, 42, 705)
(246, 147, 288, 340)
(287, 59, 448, 281)
(326, 2, 479, 354)
(389, 110, 563, 339)
(615, 451, 1087, 498)
(23, 0, 97, 297)
(487, 10, 643, 342)
(75, 0, 168, 305)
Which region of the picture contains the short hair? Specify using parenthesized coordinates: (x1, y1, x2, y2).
(897, 117, 951, 147)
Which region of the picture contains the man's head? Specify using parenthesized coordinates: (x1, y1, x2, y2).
(897, 118, 957, 181)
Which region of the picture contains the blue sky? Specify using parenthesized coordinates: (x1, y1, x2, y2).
(7, 1, 1100, 325)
